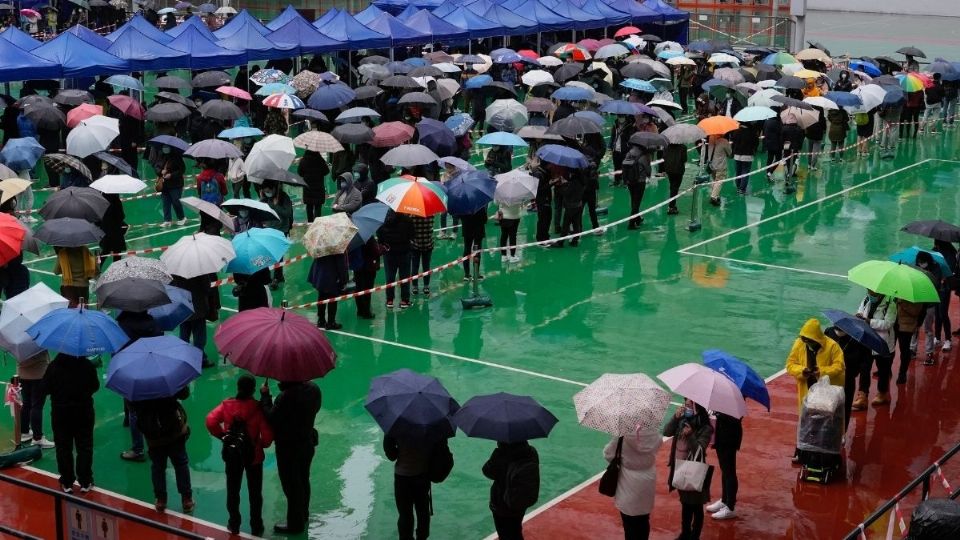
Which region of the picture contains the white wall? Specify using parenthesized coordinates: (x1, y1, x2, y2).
(807, 0, 960, 17)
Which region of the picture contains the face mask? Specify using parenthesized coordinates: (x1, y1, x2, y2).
(918, 261, 929, 269)
(683, 407, 695, 418)
(194, 100, 203, 107)
(162, 146, 171, 154)
(63, 167, 71, 173)
(263, 189, 275, 197)
(238, 209, 249, 218)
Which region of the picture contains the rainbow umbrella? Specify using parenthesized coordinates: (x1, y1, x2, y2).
(762, 52, 797, 66)
(897, 73, 925, 92)
(376, 177, 447, 218)
(553, 44, 591, 61)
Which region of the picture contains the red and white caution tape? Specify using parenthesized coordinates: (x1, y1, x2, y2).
(120, 192, 162, 202)
(209, 253, 312, 287)
(936, 464, 953, 494)
(97, 245, 169, 260)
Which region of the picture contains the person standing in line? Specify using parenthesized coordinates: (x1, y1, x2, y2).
(260, 379, 321, 535)
(942, 76, 958, 128)
(460, 206, 488, 278)
(912, 251, 941, 366)
(532, 159, 552, 242)
(383, 435, 451, 540)
(827, 107, 850, 161)
(482, 441, 540, 540)
(610, 116, 636, 187)
(763, 110, 783, 182)
(921, 73, 944, 135)
(378, 209, 414, 309)
(17, 351, 54, 449)
(707, 133, 732, 206)
(894, 296, 925, 384)
(156, 144, 187, 227)
(823, 325, 870, 430)
(353, 237, 380, 320)
(117, 310, 163, 462)
(410, 214, 435, 296)
(706, 412, 742, 521)
(852, 290, 896, 408)
(299, 149, 329, 222)
(550, 167, 584, 247)
(663, 400, 713, 540)
(331, 172, 362, 215)
(307, 253, 348, 330)
(603, 426, 662, 540)
(43, 353, 100, 493)
(728, 124, 758, 195)
(621, 142, 650, 229)
(206, 375, 274, 536)
(932, 239, 958, 353)
(804, 106, 827, 171)
(498, 196, 523, 263)
(132, 387, 194, 514)
(261, 180, 293, 290)
(662, 143, 687, 215)
(53, 245, 99, 307)
(171, 273, 215, 369)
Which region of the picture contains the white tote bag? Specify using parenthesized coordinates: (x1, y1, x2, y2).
(671, 446, 710, 492)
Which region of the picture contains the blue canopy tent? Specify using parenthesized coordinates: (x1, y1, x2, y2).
(167, 26, 247, 70)
(395, 4, 422, 21)
(430, 0, 461, 18)
(109, 14, 176, 44)
(266, 5, 309, 31)
(266, 17, 343, 56)
(578, 0, 631, 27)
(373, 0, 446, 14)
(637, 0, 690, 43)
(0, 27, 41, 51)
(32, 32, 130, 78)
(214, 9, 272, 39)
(465, 0, 498, 17)
(316, 10, 391, 50)
(166, 15, 219, 41)
(63, 25, 112, 50)
(364, 13, 431, 48)
(481, 5, 538, 35)
(505, 0, 577, 32)
(602, 0, 664, 25)
(217, 22, 296, 62)
(0, 38, 62, 82)
(546, 0, 608, 31)
(404, 10, 470, 43)
(443, 7, 504, 39)
(355, 4, 388, 25)
(312, 7, 341, 29)
(106, 26, 190, 72)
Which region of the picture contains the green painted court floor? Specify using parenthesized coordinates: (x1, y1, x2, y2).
(1, 119, 960, 538)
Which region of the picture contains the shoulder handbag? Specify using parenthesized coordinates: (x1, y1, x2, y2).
(671, 445, 711, 492)
(598, 437, 624, 497)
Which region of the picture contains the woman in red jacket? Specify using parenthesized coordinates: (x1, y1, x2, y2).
(206, 375, 274, 536)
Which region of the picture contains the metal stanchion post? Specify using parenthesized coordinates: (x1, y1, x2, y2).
(687, 170, 710, 232)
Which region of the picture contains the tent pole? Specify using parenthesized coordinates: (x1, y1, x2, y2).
(537, 32, 541, 53)
(390, 47, 394, 61)
(572, 30, 575, 43)
(349, 50, 353, 86)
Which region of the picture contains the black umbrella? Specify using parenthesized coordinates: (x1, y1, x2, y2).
(192, 71, 231, 88)
(875, 56, 901, 68)
(248, 167, 306, 187)
(619, 62, 656, 80)
(896, 46, 926, 59)
(23, 104, 66, 130)
(15, 95, 54, 108)
(628, 132, 669, 149)
(639, 34, 662, 43)
(486, 81, 517, 98)
(776, 76, 806, 90)
(523, 97, 556, 113)
(155, 91, 195, 108)
(199, 100, 242, 121)
(146, 102, 191, 122)
(807, 41, 831, 56)
(873, 75, 900, 87)
(554, 63, 585, 83)
(331, 123, 374, 144)
(53, 90, 94, 106)
(353, 85, 384, 101)
(147, 135, 189, 152)
(364, 368, 459, 441)
(34, 217, 105, 247)
(43, 154, 92, 179)
(738, 68, 757, 83)
(359, 55, 390, 65)
(154, 75, 191, 89)
(291, 108, 329, 123)
(397, 92, 437, 106)
(96, 278, 172, 312)
(40, 187, 110, 221)
(546, 116, 602, 138)
(380, 75, 421, 89)
(902, 220, 960, 242)
(452, 392, 558, 443)
(92, 151, 137, 177)
(408, 66, 444, 78)
(771, 95, 815, 110)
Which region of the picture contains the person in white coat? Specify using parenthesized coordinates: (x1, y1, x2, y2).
(603, 425, 663, 540)
(853, 289, 897, 408)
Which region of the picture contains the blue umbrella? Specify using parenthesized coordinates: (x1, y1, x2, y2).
(445, 112, 475, 137)
(444, 170, 496, 216)
(226, 227, 291, 274)
(0, 137, 45, 170)
(600, 99, 641, 115)
(536, 144, 588, 169)
(491, 48, 521, 64)
(218, 126, 264, 139)
(336, 107, 381, 123)
(416, 118, 457, 156)
(476, 132, 528, 147)
(27, 307, 129, 357)
(881, 85, 905, 105)
(308, 83, 357, 111)
(573, 110, 605, 127)
(386, 61, 413, 74)
(620, 78, 657, 93)
(403, 57, 427, 67)
(733, 106, 776, 123)
(657, 49, 683, 60)
(702, 78, 734, 91)
(453, 392, 559, 442)
(147, 135, 189, 152)
(147, 285, 194, 331)
(824, 91, 862, 108)
(255, 83, 296, 96)
(106, 336, 202, 401)
(702, 349, 770, 411)
(850, 60, 881, 77)
(437, 156, 476, 171)
(104, 75, 144, 92)
(890, 246, 953, 277)
(348, 201, 389, 251)
(821, 309, 890, 355)
(551, 86, 593, 101)
(364, 368, 460, 441)
(464, 74, 493, 90)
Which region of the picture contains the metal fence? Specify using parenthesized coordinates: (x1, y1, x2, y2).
(686, 11, 792, 49)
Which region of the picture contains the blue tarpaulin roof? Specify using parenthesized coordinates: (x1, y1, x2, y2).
(505, 0, 575, 31)
(578, 0, 631, 26)
(481, 5, 538, 33)
(312, 7, 341, 29)
(354, 4, 387, 25)
(429, 0, 459, 18)
(644, 0, 689, 21)
(443, 6, 503, 39)
(0, 38, 61, 82)
(404, 10, 470, 42)
(108, 14, 175, 44)
(316, 10, 391, 50)
(395, 4, 422, 21)
(106, 26, 190, 72)
(32, 32, 129, 78)
(602, 0, 663, 23)
(63, 24, 112, 49)
(0, 27, 41, 51)
(166, 15, 219, 41)
(266, 5, 308, 31)
(167, 25, 247, 69)
(214, 9, 272, 39)
(217, 21, 296, 61)
(364, 12, 430, 47)
(266, 17, 342, 55)
(465, 0, 497, 16)
(547, 0, 608, 29)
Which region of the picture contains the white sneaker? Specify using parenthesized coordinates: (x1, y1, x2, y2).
(509, 256, 521, 263)
(160, 221, 172, 228)
(706, 500, 726, 513)
(176, 218, 188, 226)
(593, 228, 604, 236)
(20, 431, 32, 443)
(33, 437, 55, 449)
(501, 255, 509, 262)
(712, 507, 737, 520)
(943, 340, 952, 352)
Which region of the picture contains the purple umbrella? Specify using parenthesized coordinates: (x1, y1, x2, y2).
(415, 118, 457, 157)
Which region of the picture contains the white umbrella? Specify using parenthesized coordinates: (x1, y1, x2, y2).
(627, 57, 671, 78)
(244, 134, 296, 179)
(803, 96, 838, 110)
(537, 56, 562, 67)
(781, 107, 820, 130)
(595, 43, 630, 60)
(657, 363, 747, 418)
(435, 79, 460, 101)
(648, 99, 682, 111)
(180, 196, 236, 233)
(521, 70, 555, 88)
(756, 79, 779, 89)
(747, 88, 783, 107)
(780, 63, 806, 76)
(573, 373, 672, 436)
(588, 62, 614, 85)
(0, 178, 31, 204)
(494, 169, 538, 205)
(160, 233, 236, 278)
(66, 115, 119, 158)
(851, 84, 885, 112)
(666, 56, 696, 66)
(221, 198, 279, 220)
(486, 99, 528, 132)
(432, 62, 461, 73)
(707, 53, 741, 65)
(0, 283, 69, 361)
(89, 174, 147, 194)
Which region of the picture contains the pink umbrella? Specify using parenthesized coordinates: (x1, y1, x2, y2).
(107, 95, 146, 120)
(371, 121, 415, 148)
(657, 363, 747, 418)
(576, 39, 602, 53)
(214, 307, 336, 381)
(215, 85, 252, 101)
(20, 9, 40, 18)
(66, 104, 103, 129)
(614, 26, 641, 38)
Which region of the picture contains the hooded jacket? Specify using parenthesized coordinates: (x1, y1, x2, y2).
(333, 172, 362, 215)
(482, 442, 540, 517)
(206, 397, 274, 464)
(785, 318, 845, 410)
(856, 294, 897, 354)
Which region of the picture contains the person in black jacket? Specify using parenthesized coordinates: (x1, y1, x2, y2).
(117, 310, 163, 462)
(307, 253, 349, 330)
(260, 380, 322, 535)
(43, 353, 100, 493)
(610, 117, 637, 187)
(762, 113, 783, 182)
(233, 268, 272, 312)
(621, 144, 650, 229)
(379, 210, 414, 309)
(824, 325, 872, 430)
(384, 435, 451, 540)
(705, 413, 742, 521)
(460, 206, 488, 278)
(36, 125, 61, 187)
(97, 194, 127, 265)
(804, 106, 827, 171)
(662, 143, 687, 215)
(171, 274, 215, 368)
(299, 149, 329, 222)
(729, 124, 760, 195)
(353, 237, 380, 320)
(482, 441, 540, 540)
(531, 161, 552, 242)
(131, 387, 194, 513)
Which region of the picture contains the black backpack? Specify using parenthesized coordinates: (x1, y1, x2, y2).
(221, 416, 254, 466)
(136, 401, 187, 444)
(428, 439, 454, 484)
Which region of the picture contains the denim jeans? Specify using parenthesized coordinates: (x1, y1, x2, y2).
(162, 188, 184, 221)
(942, 97, 957, 124)
(734, 160, 751, 193)
(149, 437, 192, 499)
(410, 249, 432, 289)
(129, 409, 144, 454)
(922, 104, 942, 133)
(19, 379, 46, 440)
(179, 319, 207, 358)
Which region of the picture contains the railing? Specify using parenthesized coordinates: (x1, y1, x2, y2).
(0, 524, 42, 540)
(0, 473, 208, 540)
(842, 440, 960, 540)
(686, 11, 791, 49)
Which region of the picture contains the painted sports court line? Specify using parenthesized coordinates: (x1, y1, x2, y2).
(22, 224, 197, 266)
(680, 253, 848, 279)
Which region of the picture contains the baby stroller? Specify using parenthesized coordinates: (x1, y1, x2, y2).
(796, 377, 844, 484)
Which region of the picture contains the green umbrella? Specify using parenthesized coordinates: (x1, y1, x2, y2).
(847, 260, 939, 303)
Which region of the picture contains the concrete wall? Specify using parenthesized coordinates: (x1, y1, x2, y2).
(807, 0, 960, 17)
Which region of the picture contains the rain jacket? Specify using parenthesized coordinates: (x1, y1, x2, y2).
(332, 172, 362, 215)
(785, 318, 845, 410)
(307, 254, 349, 296)
(485, 146, 513, 175)
(298, 150, 329, 204)
(827, 109, 849, 142)
(603, 431, 661, 516)
(206, 397, 274, 465)
(856, 294, 897, 355)
(482, 442, 540, 517)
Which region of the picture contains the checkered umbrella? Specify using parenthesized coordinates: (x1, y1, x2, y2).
(42, 154, 92, 180)
(574, 374, 672, 436)
(293, 131, 344, 154)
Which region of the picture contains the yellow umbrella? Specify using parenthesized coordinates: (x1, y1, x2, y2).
(794, 69, 823, 79)
(0, 178, 31, 205)
(794, 48, 831, 63)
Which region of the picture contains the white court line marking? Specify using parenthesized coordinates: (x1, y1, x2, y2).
(21, 465, 253, 539)
(678, 159, 934, 254)
(23, 225, 195, 265)
(682, 253, 848, 279)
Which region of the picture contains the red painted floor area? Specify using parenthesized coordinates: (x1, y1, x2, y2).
(524, 351, 960, 540)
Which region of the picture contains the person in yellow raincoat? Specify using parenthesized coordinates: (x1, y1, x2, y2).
(785, 318, 845, 411)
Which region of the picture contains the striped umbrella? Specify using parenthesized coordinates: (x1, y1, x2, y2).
(263, 93, 305, 110)
(376, 177, 447, 218)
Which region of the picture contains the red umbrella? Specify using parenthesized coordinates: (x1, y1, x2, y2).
(371, 121, 415, 148)
(214, 307, 336, 381)
(615, 26, 641, 38)
(107, 95, 146, 121)
(215, 85, 253, 101)
(0, 213, 26, 266)
(576, 39, 602, 53)
(66, 103, 103, 128)
(517, 49, 539, 61)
